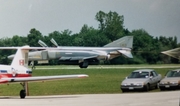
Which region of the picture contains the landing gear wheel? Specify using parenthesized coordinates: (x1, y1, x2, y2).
(20, 90, 26, 99)
(20, 82, 28, 99)
(79, 61, 88, 68)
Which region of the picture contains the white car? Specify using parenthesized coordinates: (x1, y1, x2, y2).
(121, 69, 162, 92)
(159, 69, 180, 90)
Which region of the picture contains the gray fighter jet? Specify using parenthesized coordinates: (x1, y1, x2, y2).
(8, 36, 133, 68)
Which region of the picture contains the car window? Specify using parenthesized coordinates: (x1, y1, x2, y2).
(128, 71, 149, 78)
(150, 72, 153, 77)
(166, 71, 180, 77)
(152, 71, 158, 77)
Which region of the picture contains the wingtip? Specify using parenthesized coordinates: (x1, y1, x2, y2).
(78, 74, 89, 78)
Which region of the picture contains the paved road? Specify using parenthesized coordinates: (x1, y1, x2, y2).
(0, 91, 179, 106)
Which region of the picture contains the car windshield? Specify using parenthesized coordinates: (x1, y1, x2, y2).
(128, 71, 149, 78)
(166, 71, 180, 77)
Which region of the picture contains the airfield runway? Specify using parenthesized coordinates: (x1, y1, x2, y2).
(4, 64, 177, 106)
(0, 91, 179, 106)
(35, 64, 180, 70)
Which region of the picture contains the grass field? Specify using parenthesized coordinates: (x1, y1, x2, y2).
(0, 65, 179, 96)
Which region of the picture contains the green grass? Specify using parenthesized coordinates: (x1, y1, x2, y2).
(0, 65, 178, 96)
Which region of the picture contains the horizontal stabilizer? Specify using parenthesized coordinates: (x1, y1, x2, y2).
(118, 50, 133, 58)
(161, 47, 180, 60)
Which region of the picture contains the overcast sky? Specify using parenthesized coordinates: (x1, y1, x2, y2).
(0, 0, 180, 43)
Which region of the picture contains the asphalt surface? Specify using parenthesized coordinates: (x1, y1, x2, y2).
(0, 91, 179, 106)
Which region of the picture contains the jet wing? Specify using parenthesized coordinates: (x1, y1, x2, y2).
(59, 57, 86, 60)
(59, 56, 98, 61)
(1, 74, 88, 83)
(82, 56, 98, 60)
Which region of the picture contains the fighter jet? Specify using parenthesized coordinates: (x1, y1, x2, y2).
(8, 36, 133, 68)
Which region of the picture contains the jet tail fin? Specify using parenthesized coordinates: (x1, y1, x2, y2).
(104, 36, 133, 48)
(161, 47, 180, 60)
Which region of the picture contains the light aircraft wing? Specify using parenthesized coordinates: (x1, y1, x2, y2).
(1, 74, 88, 83)
(0, 46, 53, 50)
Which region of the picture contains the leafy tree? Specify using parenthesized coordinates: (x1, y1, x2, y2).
(95, 11, 124, 41)
(0, 38, 14, 64)
(27, 28, 43, 46)
(132, 29, 157, 63)
(77, 24, 109, 47)
(11, 35, 27, 46)
(48, 29, 73, 46)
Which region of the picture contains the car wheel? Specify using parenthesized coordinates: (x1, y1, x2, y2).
(121, 89, 127, 93)
(144, 84, 150, 91)
(159, 87, 165, 91)
(155, 82, 159, 89)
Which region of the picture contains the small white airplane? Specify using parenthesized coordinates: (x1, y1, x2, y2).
(0, 46, 88, 98)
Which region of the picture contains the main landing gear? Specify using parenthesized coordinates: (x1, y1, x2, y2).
(79, 60, 88, 68)
(20, 82, 29, 99)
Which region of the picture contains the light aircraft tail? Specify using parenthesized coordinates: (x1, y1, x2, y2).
(11, 46, 29, 68)
(104, 36, 133, 48)
(2, 46, 49, 68)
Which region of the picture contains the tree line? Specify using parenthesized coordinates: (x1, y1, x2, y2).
(0, 11, 179, 65)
